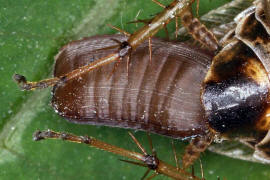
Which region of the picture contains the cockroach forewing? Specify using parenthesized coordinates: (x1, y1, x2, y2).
(52, 34, 213, 140)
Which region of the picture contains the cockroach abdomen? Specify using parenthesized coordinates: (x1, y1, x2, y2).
(52, 34, 213, 139)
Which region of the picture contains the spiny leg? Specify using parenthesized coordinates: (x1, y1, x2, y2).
(13, 52, 122, 90)
(13, 73, 60, 91)
(126, 20, 154, 64)
(151, 0, 170, 40)
(33, 130, 202, 180)
(105, 39, 132, 78)
(125, 132, 165, 179)
(130, 132, 159, 179)
(14, 0, 196, 91)
(14, 36, 132, 90)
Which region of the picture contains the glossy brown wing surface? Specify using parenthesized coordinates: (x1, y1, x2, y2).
(52, 35, 213, 139)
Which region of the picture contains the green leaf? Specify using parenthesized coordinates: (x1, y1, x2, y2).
(0, 0, 269, 179)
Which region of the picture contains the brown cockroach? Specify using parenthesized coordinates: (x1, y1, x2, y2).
(12, 0, 270, 179)
(31, 34, 212, 180)
(12, 0, 214, 179)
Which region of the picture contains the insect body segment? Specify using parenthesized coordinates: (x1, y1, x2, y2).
(52, 35, 213, 139)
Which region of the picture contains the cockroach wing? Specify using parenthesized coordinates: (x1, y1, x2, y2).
(52, 35, 213, 139)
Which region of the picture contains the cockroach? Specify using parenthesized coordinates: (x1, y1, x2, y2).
(11, 0, 270, 179)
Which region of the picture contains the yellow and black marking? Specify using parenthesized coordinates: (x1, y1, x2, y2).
(202, 40, 270, 136)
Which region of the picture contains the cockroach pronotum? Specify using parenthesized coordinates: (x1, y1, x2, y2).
(9, 0, 270, 179)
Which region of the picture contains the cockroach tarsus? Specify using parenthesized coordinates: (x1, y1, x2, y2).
(12, 0, 270, 179)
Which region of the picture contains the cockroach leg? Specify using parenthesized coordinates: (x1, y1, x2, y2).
(127, 0, 195, 49)
(14, 52, 121, 90)
(182, 132, 214, 169)
(13, 73, 60, 90)
(15, 0, 195, 91)
(104, 40, 132, 76)
(33, 130, 202, 180)
(180, 8, 220, 51)
(128, 133, 159, 176)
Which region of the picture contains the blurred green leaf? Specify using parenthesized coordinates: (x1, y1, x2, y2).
(0, 0, 269, 179)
